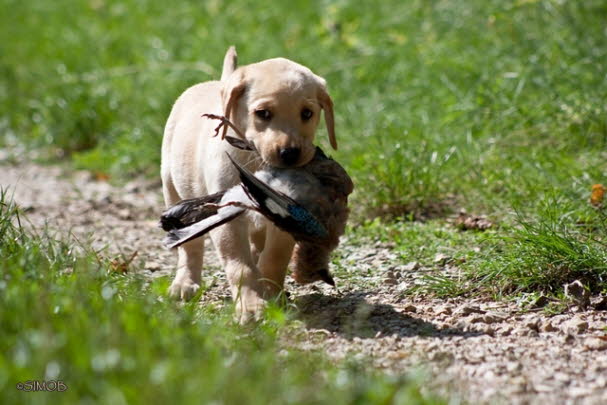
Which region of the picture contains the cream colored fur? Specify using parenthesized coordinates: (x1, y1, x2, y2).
(161, 47, 336, 322)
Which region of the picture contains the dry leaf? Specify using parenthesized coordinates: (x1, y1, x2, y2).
(109, 251, 138, 274)
(95, 172, 110, 181)
(455, 211, 493, 231)
(590, 184, 605, 206)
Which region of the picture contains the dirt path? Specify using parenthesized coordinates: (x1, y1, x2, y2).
(2, 161, 606, 404)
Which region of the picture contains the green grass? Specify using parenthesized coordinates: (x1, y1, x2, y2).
(2, 0, 605, 206)
(0, 196, 443, 404)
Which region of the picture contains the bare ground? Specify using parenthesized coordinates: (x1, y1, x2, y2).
(2, 161, 606, 404)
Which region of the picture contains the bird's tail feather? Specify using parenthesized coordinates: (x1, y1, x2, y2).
(164, 205, 245, 249)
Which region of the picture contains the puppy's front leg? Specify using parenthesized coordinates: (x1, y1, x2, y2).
(257, 225, 295, 296)
(168, 238, 204, 300)
(210, 216, 267, 323)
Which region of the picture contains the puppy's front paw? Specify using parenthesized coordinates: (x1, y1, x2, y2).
(234, 287, 267, 324)
(168, 277, 201, 301)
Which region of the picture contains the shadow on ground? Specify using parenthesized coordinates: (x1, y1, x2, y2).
(294, 291, 480, 339)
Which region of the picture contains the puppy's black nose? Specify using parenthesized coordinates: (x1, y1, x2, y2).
(279, 147, 301, 166)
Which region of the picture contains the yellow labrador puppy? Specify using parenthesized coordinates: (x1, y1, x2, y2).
(161, 47, 337, 322)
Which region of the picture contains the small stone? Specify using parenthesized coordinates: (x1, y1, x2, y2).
(454, 305, 485, 316)
(595, 375, 607, 388)
(563, 318, 589, 334)
(553, 372, 571, 382)
(524, 317, 540, 331)
(540, 320, 558, 332)
(569, 386, 592, 398)
(508, 376, 528, 393)
(97, 195, 113, 205)
(383, 270, 400, 285)
(19, 204, 35, 213)
(455, 211, 494, 231)
(591, 295, 607, 311)
(506, 361, 522, 372)
(530, 295, 550, 308)
(564, 280, 590, 308)
(515, 327, 538, 337)
(482, 312, 508, 324)
(454, 320, 469, 330)
(583, 337, 607, 351)
(469, 315, 485, 323)
(402, 261, 420, 272)
(464, 353, 484, 364)
(436, 305, 452, 315)
(570, 305, 585, 313)
(589, 320, 607, 331)
(387, 351, 408, 360)
(396, 281, 409, 292)
(433, 253, 451, 266)
(428, 351, 454, 363)
(534, 382, 556, 393)
(117, 208, 132, 220)
(476, 324, 495, 336)
(144, 261, 161, 272)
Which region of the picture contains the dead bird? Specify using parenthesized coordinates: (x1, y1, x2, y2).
(161, 137, 353, 287)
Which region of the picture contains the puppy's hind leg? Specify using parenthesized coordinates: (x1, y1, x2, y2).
(248, 214, 266, 265)
(210, 217, 267, 323)
(257, 225, 295, 297)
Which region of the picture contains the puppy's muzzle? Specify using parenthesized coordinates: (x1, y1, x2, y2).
(279, 147, 301, 166)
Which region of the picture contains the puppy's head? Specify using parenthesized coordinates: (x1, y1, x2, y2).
(222, 58, 336, 168)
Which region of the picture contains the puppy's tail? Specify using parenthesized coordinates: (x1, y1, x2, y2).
(221, 46, 238, 81)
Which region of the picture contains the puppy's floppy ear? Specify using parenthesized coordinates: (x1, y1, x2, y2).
(315, 76, 337, 150)
(221, 69, 246, 138)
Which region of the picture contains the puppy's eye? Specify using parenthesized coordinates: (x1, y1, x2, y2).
(255, 109, 272, 121)
(301, 108, 313, 121)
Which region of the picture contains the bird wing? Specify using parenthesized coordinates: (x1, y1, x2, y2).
(226, 153, 328, 240)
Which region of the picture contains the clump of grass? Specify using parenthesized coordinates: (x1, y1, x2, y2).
(348, 129, 459, 220)
(481, 199, 607, 295)
(0, 192, 443, 405)
(419, 196, 607, 298)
